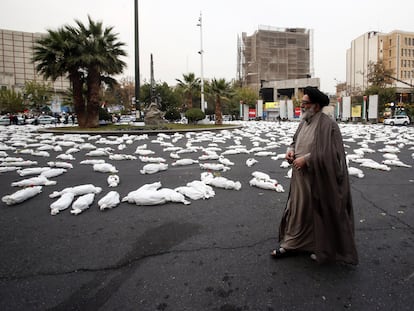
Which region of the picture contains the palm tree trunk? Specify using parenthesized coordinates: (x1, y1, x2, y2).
(86, 65, 101, 128)
(70, 71, 86, 127)
(187, 93, 193, 109)
(215, 95, 222, 125)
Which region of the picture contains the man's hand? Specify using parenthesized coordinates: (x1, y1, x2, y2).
(293, 156, 306, 170)
(286, 150, 295, 164)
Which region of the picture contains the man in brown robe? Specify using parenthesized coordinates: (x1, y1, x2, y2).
(271, 86, 358, 265)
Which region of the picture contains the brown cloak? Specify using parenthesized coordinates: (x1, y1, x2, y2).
(279, 113, 358, 264)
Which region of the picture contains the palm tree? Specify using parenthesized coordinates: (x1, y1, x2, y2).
(33, 27, 85, 124)
(73, 16, 126, 127)
(176, 73, 200, 110)
(209, 78, 232, 125)
(33, 16, 126, 128)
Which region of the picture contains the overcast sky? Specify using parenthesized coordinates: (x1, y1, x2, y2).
(1, 0, 413, 94)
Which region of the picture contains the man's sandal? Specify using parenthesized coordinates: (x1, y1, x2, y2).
(270, 247, 295, 259)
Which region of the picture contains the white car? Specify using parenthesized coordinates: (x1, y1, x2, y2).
(0, 115, 25, 125)
(36, 115, 57, 124)
(383, 115, 410, 126)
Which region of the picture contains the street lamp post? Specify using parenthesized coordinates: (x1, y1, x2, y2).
(197, 12, 205, 113)
(134, 0, 141, 117)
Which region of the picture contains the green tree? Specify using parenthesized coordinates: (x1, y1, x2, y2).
(367, 61, 394, 88)
(185, 108, 205, 124)
(209, 78, 232, 125)
(33, 26, 86, 123)
(234, 86, 258, 108)
(33, 16, 126, 128)
(73, 16, 126, 127)
(140, 81, 180, 112)
(176, 73, 200, 110)
(0, 89, 24, 113)
(23, 80, 53, 112)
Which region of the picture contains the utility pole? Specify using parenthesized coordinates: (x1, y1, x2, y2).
(134, 0, 140, 117)
(197, 12, 205, 113)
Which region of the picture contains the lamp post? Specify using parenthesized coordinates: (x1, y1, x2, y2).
(134, 0, 141, 117)
(197, 12, 205, 113)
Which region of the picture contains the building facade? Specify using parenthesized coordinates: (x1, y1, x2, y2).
(237, 26, 314, 94)
(346, 30, 414, 94)
(0, 28, 70, 92)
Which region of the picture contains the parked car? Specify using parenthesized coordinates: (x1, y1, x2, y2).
(36, 115, 57, 125)
(119, 115, 136, 123)
(383, 115, 410, 126)
(0, 115, 25, 125)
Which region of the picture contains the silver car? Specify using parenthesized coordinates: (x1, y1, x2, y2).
(36, 115, 57, 124)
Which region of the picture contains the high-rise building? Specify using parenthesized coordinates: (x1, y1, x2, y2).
(237, 26, 314, 93)
(346, 30, 414, 94)
(0, 28, 70, 92)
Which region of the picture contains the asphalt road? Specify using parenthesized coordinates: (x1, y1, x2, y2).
(0, 122, 413, 311)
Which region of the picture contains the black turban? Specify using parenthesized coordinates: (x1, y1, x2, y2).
(303, 86, 329, 107)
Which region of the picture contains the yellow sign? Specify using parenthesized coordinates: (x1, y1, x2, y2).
(265, 102, 280, 109)
(351, 105, 361, 117)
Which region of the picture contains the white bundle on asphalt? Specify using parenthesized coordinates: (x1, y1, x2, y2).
(157, 188, 191, 205)
(175, 180, 215, 200)
(245, 158, 258, 167)
(47, 161, 73, 169)
(80, 159, 105, 165)
(348, 167, 365, 178)
(200, 172, 241, 190)
(11, 175, 56, 187)
(218, 157, 234, 166)
(0, 166, 21, 173)
(199, 163, 230, 172)
(382, 159, 412, 168)
(138, 156, 166, 163)
(98, 191, 120, 210)
(140, 163, 168, 174)
(49, 184, 102, 198)
(107, 174, 120, 187)
(70, 193, 95, 215)
(31, 151, 50, 157)
(50, 192, 75, 215)
(40, 168, 67, 178)
(172, 158, 199, 166)
(2, 186, 42, 205)
(249, 178, 285, 192)
(93, 163, 118, 173)
(17, 167, 51, 176)
(109, 154, 137, 161)
(85, 149, 109, 157)
(134, 148, 155, 156)
(56, 154, 75, 161)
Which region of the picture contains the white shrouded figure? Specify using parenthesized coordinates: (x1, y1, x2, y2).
(2, 186, 42, 205)
(98, 191, 121, 210)
(70, 193, 95, 215)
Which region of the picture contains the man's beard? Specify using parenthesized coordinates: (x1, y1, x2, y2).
(301, 106, 316, 122)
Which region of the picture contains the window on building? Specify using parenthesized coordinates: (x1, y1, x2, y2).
(405, 37, 408, 45)
(390, 39, 392, 45)
(410, 37, 412, 45)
